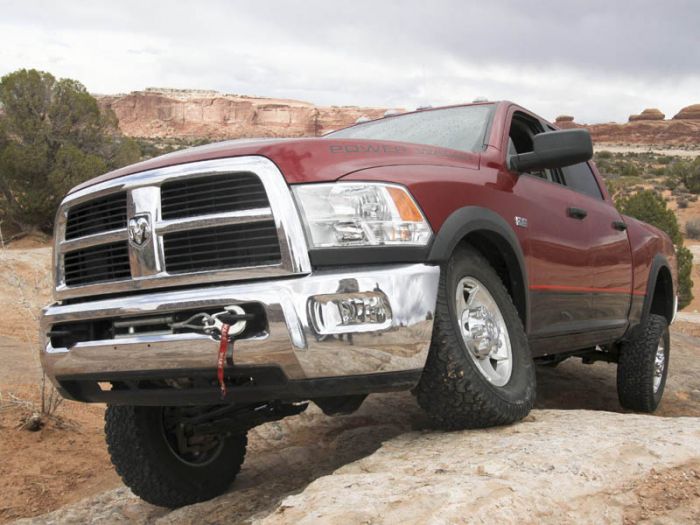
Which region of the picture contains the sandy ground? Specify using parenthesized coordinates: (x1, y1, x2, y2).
(1, 242, 699, 523)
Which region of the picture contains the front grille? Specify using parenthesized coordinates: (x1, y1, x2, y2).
(63, 242, 131, 286)
(163, 221, 282, 274)
(160, 173, 269, 219)
(65, 193, 127, 239)
(55, 157, 303, 299)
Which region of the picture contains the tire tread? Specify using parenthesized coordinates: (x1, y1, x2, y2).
(105, 405, 247, 508)
(617, 313, 668, 412)
(413, 247, 535, 430)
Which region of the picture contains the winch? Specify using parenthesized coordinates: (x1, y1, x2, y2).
(170, 305, 254, 399)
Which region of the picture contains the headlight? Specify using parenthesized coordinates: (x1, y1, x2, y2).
(293, 183, 432, 248)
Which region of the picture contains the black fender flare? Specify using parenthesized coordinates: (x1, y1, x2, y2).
(427, 206, 530, 332)
(640, 253, 675, 328)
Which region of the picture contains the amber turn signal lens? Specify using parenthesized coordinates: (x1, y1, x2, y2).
(387, 186, 423, 221)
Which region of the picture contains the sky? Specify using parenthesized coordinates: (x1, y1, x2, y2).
(1, 0, 699, 124)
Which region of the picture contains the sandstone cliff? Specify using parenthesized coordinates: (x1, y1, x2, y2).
(588, 119, 700, 145)
(555, 110, 700, 145)
(629, 108, 665, 121)
(96, 88, 389, 139)
(674, 104, 700, 120)
(97, 89, 700, 146)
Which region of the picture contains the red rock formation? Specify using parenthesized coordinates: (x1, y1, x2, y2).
(628, 108, 665, 122)
(672, 104, 700, 120)
(555, 107, 700, 145)
(96, 89, 700, 146)
(554, 115, 581, 130)
(96, 88, 389, 139)
(587, 119, 700, 145)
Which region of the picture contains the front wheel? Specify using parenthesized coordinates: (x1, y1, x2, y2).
(105, 405, 247, 508)
(414, 246, 536, 429)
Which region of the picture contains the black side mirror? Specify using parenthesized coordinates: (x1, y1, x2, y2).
(509, 129, 593, 173)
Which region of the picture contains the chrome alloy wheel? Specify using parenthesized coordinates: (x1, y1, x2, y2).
(653, 340, 666, 393)
(455, 277, 513, 386)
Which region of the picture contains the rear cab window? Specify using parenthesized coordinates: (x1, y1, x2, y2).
(560, 162, 604, 200)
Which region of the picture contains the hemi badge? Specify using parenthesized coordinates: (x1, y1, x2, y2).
(515, 216, 528, 228)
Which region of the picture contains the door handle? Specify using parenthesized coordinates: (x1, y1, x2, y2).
(612, 220, 627, 231)
(567, 207, 588, 220)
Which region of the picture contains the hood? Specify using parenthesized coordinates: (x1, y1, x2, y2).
(69, 137, 480, 194)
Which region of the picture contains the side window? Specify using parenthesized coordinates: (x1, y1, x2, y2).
(561, 163, 603, 200)
(508, 112, 561, 184)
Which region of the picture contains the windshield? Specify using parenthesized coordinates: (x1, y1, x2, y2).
(326, 104, 493, 153)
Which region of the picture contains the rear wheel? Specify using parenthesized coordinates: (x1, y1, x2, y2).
(414, 246, 536, 429)
(617, 314, 670, 412)
(105, 405, 247, 508)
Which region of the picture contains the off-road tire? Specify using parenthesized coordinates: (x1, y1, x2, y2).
(414, 246, 536, 429)
(105, 405, 247, 508)
(617, 314, 670, 412)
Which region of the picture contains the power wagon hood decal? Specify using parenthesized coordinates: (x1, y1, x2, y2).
(69, 137, 480, 194)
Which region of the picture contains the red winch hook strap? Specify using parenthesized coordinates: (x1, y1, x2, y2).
(217, 323, 231, 400)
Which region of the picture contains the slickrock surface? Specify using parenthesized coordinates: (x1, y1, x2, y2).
(16, 406, 700, 524)
(261, 411, 700, 525)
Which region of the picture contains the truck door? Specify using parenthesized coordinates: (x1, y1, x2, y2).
(505, 111, 597, 342)
(558, 161, 633, 333)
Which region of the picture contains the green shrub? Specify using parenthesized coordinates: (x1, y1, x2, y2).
(666, 158, 700, 194)
(0, 69, 140, 233)
(616, 190, 693, 309)
(620, 163, 640, 177)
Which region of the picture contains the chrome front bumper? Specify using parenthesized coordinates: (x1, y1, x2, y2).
(41, 264, 439, 390)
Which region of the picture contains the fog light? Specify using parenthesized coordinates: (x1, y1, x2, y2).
(308, 292, 392, 335)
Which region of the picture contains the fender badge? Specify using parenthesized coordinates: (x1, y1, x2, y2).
(515, 216, 528, 228)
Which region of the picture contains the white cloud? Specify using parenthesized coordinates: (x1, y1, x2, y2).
(0, 0, 698, 123)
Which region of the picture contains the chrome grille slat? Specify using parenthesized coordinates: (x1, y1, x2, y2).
(163, 221, 281, 274)
(160, 172, 268, 220)
(65, 193, 127, 240)
(166, 248, 281, 260)
(160, 185, 266, 201)
(60, 229, 128, 252)
(162, 192, 268, 209)
(161, 234, 279, 252)
(155, 208, 273, 235)
(160, 176, 263, 192)
(63, 241, 130, 286)
(54, 157, 311, 300)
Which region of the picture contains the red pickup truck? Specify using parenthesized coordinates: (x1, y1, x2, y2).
(41, 101, 678, 507)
